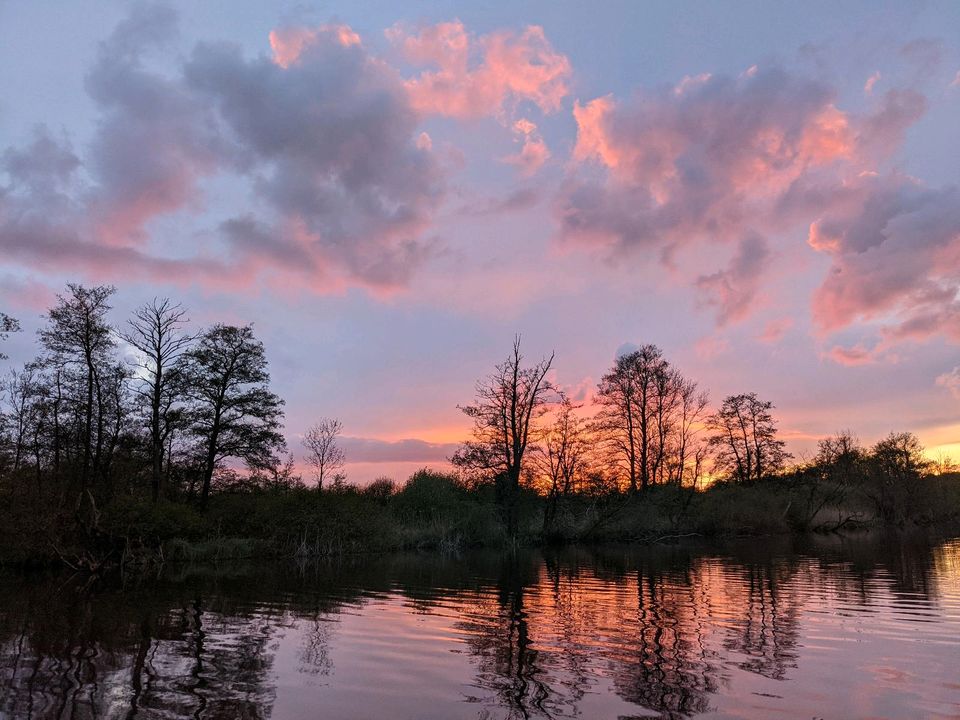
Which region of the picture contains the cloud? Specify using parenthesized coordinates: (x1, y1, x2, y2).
(184, 26, 443, 286)
(810, 173, 960, 342)
(695, 234, 770, 326)
(0, 6, 445, 291)
(388, 20, 571, 119)
(615, 342, 640, 359)
(84, 3, 224, 248)
(557, 65, 944, 339)
(937, 368, 960, 399)
(758, 317, 794, 344)
(502, 118, 551, 176)
(864, 71, 881, 94)
(268, 23, 360, 68)
(825, 344, 880, 366)
(559, 67, 856, 260)
(460, 188, 539, 216)
(339, 436, 459, 463)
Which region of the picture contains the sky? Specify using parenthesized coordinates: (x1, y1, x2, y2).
(1, 0, 959, 483)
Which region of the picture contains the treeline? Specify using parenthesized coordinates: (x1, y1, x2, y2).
(451, 337, 955, 536)
(0, 286, 291, 514)
(0, 288, 957, 565)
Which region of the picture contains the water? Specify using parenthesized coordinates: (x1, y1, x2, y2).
(2, 532, 959, 719)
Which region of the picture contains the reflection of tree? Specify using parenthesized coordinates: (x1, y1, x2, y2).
(608, 563, 721, 719)
(456, 555, 555, 719)
(0, 534, 952, 720)
(721, 562, 800, 681)
(0, 576, 286, 719)
(298, 617, 334, 676)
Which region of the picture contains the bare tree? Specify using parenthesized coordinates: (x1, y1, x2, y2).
(302, 418, 345, 491)
(707, 393, 790, 483)
(121, 299, 196, 502)
(592, 346, 677, 492)
(669, 377, 710, 486)
(452, 336, 555, 537)
(3, 367, 39, 474)
(38, 285, 116, 490)
(0, 313, 19, 360)
(536, 396, 590, 534)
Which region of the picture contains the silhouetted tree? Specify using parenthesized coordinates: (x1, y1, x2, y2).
(864, 432, 931, 523)
(666, 375, 710, 486)
(452, 336, 555, 536)
(38, 285, 117, 490)
(794, 430, 868, 529)
(536, 396, 589, 534)
(183, 324, 286, 509)
(121, 299, 196, 502)
(593, 346, 703, 492)
(0, 312, 19, 360)
(707, 393, 790, 483)
(302, 417, 345, 491)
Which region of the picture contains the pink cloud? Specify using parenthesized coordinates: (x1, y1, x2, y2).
(268, 24, 360, 68)
(388, 20, 571, 119)
(864, 71, 881, 94)
(502, 118, 551, 176)
(558, 66, 946, 343)
(758, 317, 794, 343)
(936, 368, 960, 399)
(825, 344, 880, 366)
(810, 173, 960, 342)
(560, 68, 859, 270)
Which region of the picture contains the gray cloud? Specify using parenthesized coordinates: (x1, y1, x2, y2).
(340, 436, 458, 463)
(0, 5, 445, 290)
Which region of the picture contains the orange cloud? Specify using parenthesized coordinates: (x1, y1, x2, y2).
(389, 21, 571, 119)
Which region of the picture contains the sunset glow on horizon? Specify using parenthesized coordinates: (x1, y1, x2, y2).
(1, 1, 959, 483)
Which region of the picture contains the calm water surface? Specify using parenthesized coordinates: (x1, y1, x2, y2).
(2, 532, 959, 719)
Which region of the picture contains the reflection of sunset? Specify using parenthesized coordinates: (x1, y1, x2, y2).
(4, 537, 959, 718)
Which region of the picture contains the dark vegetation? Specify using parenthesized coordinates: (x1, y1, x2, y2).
(0, 286, 958, 570)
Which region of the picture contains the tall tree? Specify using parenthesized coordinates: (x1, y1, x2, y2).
(184, 324, 286, 509)
(121, 299, 196, 502)
(592, 346, 670, 492)
(452, 336, 555, 536)
(302, 417, 345, 491)
(669, 377, 710, 486)
(707, 393, 790, 483)
(38, 285, 116, 490)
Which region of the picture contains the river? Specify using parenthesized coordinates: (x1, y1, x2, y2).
(1, 531, 958, 719)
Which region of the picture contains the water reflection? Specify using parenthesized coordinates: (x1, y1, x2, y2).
(2, 532, 959, 719)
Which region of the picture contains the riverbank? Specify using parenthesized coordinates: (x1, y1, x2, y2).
(3, 469, 959, 569)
